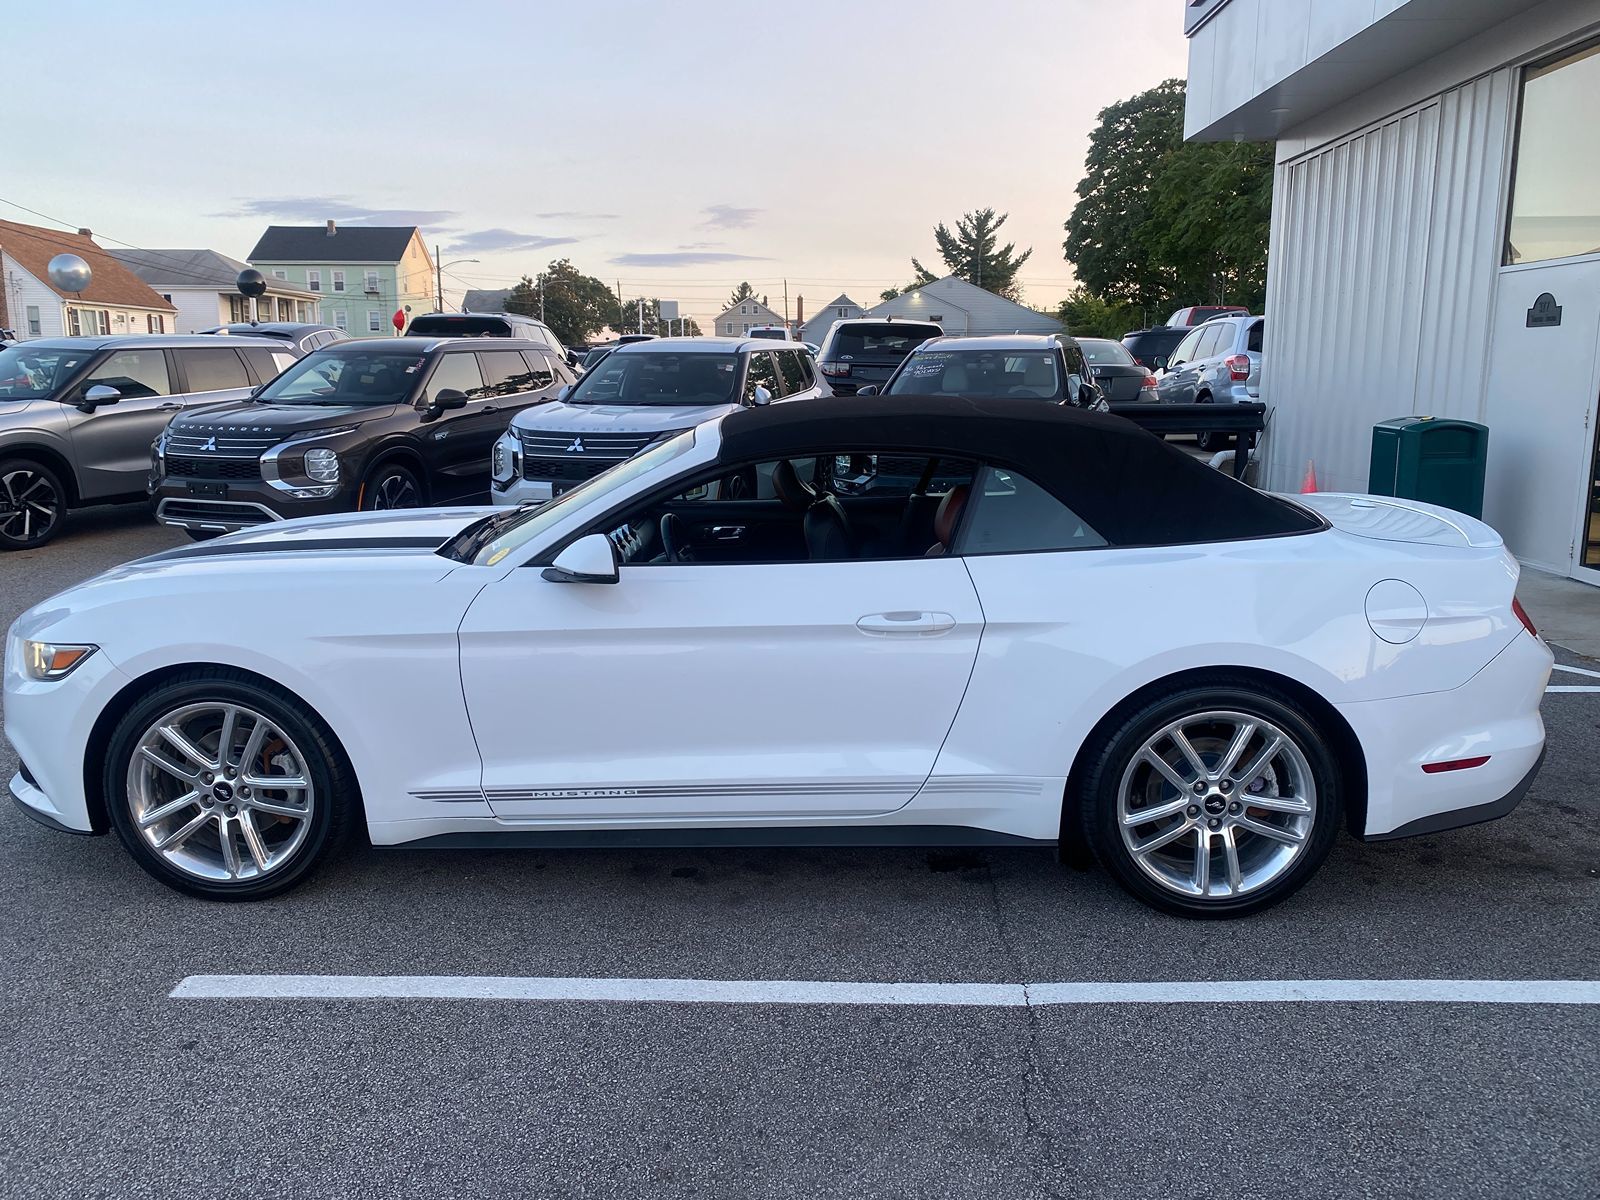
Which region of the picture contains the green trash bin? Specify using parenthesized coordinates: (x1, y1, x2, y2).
(1368, 416, 1488, 518)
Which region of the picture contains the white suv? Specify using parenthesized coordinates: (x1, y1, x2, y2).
(491, 337, 827, 505)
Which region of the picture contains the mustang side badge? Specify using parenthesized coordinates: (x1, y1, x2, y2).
(566, 438, 585, 453)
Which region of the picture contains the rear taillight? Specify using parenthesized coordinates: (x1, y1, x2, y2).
(1512, 597, 1539, 638)
(820, 362, 851, 378)
(1226, 354, 1251, 382)
(1139, 375, 1158, 392)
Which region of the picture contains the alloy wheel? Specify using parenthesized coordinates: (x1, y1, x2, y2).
(0, 467, 61, 544)
(1116, 709, 1317, 900)
(371, 471, 419, 509)
(125, 702, 316, 884)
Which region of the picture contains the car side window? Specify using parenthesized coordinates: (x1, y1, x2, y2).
(775, 350, 807, 395)
(1196, 325, 1228, 361)
(520, 351, 557, 389)
(479, 350, 538, 396)
(239, 346, 286, 385)
(954, 465, 1106, 555)
(81, 350, 172, 399)
(797, 351, 816, 387)
(744, 351, 779, 403)
(1062, 344, 1088, 399)
(1170, 330, 1202, 366)
(176, 348, 250, 393)
(422, 352, 487, 404)
(1247, 321, 1264, 353)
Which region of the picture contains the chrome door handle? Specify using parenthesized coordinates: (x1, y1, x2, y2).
(856, 611, 957, 637)
(708, 525, 746, 540)
(157, 402, 182, 411)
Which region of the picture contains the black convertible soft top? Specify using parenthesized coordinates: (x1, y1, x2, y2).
(719, 396, 1323, 546)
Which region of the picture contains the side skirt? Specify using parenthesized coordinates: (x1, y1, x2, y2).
(396, 826, 1059, 851)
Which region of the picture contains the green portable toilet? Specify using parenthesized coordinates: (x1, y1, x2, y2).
(1368, 417, 1489, 518)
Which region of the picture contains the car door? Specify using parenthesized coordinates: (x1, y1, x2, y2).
(1156, 328, 1207, 402)
(1195, 322, 1235, 397)
(59, 347, 183, 499)
(415, 350, 497, 501)
(457, 472, 985, 823)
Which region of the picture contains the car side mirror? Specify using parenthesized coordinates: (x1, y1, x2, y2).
(557, 384, 572, 402)
(855, 384, 879, 397)
(1078, 383, 1097, 406)
(423, 388, 469, 419)
(79, 384, 121, 411)
(541, 532, 619, 585)
(751, 384, 773, 407)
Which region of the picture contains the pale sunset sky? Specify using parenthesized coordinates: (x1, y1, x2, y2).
(7, 0, 1189, 330)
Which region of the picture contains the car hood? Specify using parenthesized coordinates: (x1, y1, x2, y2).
(510, 400, 736, 434)
(170, 400, 397, 436)
(147, 506, 493, 559)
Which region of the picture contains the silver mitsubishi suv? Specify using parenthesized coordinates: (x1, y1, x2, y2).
(0, 335, 288, 549)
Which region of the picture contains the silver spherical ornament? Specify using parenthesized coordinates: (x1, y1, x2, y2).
(47, 254, 93, 294)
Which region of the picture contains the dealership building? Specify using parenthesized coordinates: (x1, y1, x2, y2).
(1186, 0, 1600, 583)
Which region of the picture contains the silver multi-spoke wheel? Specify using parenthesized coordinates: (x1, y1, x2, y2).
(1117, 709, 1317, 901)
(0, 465, 62, 545)
(126, 702, 316, 884)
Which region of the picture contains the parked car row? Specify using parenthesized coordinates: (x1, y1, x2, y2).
(1, 316, 1133, 549)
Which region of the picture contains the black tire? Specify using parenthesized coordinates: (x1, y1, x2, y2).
(360, 461, 424, 511)
(0, 456, 67, 550)
(1193, 395, 1230, 453)
(1077, 677, 1343, 918)
(104, 668, 356, 900)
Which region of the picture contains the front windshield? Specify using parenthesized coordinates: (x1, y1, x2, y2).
(1080, 339, 1136, 365)
(566, 352, 739, 407)
(886, 349, 1061, 399)
(0, 345, 92, 400)
(256, 349, 425, 406)
(451, 428, 698, 566)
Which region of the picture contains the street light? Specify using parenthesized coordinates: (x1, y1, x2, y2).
(433, 248, 481, 312)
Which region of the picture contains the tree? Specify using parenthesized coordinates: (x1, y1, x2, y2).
(539, 259, 620, 346)
(910, 208, 1032, 301)
(1057, 286, 1141, 340)
(1063, 79, 1272, 313)
(879, 264, 939, 303)
(617, 296, 702, 337)
(727, 281, 756, 308)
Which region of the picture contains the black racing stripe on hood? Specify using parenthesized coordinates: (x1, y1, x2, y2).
(145, 536, 447, 563)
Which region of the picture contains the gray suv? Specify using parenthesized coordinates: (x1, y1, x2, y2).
(0, 336, 289, 549)
(1155, 315, 1264, 450)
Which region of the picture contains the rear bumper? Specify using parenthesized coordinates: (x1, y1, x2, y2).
(1341, 630, 1552, 840)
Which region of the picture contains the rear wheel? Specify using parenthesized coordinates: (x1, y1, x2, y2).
(105, 670, 355, 900)
(360, 462, 423, 511)
(1193, 395, 1230, 452)
(1079, 679, 1342, 917)
(0, 457, 66, 550)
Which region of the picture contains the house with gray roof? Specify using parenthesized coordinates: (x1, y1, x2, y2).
(110, 248, 319, 333)
(799, 294, 865, 348)
(865, 275, 1061, 336)
(247, 223, 435, 338)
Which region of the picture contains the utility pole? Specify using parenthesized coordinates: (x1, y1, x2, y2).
(618, 281, 624, 333)
(434, 244, 442, 312)
(783, 279, 789, 335)
(637, 298, 644, 335)
(538, 274, 546, 322)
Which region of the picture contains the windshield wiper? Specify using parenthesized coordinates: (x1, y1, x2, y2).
(438, 501, 539, 563)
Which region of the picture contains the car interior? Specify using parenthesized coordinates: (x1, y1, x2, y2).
(596, 441, 1109, 568)
(891, 352, 1061, 400)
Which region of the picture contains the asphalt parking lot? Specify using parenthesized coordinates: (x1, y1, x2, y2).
(1, 503, 1597, 1200)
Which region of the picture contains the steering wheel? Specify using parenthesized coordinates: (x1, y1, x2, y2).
(659, 512, 690, 563)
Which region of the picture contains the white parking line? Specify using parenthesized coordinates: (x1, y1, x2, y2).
(1547, 685, 1600, 693)
(1552, 662, 1600, 679)
(169, 975, 1600, 1006)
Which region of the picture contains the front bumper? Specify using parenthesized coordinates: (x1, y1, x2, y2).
(152, 477, 355, 532)
(1343, 630, 1552, 840)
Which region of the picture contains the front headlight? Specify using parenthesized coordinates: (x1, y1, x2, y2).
(23, 641, 97, 681)
(492, 432, 520, 482)
(304, 447, 340, 483)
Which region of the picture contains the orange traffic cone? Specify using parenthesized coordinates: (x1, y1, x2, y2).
(1300, 460, 1319, 493)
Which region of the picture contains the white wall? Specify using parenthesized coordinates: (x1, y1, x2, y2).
(164, 289, 228, 334)
(3, 258, 66, 338)
(1259, 73, 1515, 495)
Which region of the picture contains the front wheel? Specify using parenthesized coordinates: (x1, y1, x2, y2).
(105, 670, 355, 899)
(1078, 679, 1342, 917)
(360, 462, 423, 511)
(0, 457, 67, 550)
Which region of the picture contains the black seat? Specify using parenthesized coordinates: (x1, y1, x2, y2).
(803, 494, 857, 561)
(771, 459, 816, 512)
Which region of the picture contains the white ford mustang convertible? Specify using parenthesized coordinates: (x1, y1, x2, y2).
(6, 396, 1551, 916)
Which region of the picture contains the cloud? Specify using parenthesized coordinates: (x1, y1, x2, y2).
(442, 228, 581, 254)
(701, 204, 761, 230)
(611, 251, 772, 268)
(536, 211, 621, 221)
(216, 196, 457, 226)
(677, 241, 725, 250)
